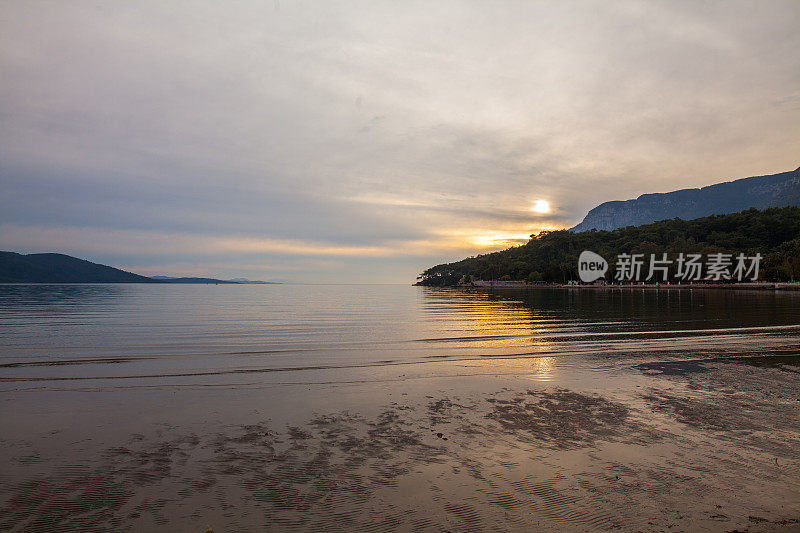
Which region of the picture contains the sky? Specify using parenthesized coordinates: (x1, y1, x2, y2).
(1, 1, 798, 283)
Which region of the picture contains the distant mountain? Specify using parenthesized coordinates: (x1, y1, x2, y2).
(571, 167, 800, 232)
(0, 252, 281, 284)
(0, 252, 158, 283)
(149, 276, 238, 284)
(152, 275, 278, 284)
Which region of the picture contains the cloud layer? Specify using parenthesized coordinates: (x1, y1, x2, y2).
(1, 1, 798, 281)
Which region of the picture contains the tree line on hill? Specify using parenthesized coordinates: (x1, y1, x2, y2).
(416, 207, 800, 286)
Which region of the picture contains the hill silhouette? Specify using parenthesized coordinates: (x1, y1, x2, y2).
(0, 252, 276, 284)
(418, 207, 800, 285)
(0, 252, 158, 283)
(572, 167, 799, 232)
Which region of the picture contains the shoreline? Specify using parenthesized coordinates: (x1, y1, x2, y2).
(2, 285, 799, 531)
(456, 281, 800, 290)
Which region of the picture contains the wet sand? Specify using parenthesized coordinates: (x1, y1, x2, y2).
(2, 285, 800, 531)
(2, 352, 798, 532)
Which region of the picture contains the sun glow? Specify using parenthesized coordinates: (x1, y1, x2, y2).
(471, 233, 532, 247)
(531, 199, 551, 214)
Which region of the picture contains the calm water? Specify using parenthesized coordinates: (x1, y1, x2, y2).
(2, 284, 799, 532)
(1, 284, 798, 388)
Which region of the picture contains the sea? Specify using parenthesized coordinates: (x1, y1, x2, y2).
(1, 284, 798, 531)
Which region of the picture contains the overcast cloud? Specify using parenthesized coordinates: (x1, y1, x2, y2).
(1, 1, 798, 282)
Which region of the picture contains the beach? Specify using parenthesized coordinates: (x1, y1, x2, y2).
(1, 285, 798, 531)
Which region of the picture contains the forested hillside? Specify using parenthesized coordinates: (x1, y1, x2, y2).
(417, 207, 800, 285)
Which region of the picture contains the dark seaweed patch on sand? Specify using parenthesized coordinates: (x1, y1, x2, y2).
(0, 434, 203, 531)
(635, 360, 710, 376)
(642, 391, 751, 431)
(2, 382, 798, 532)
(484, 389, 635, 449)
(1, 392, 638, 531)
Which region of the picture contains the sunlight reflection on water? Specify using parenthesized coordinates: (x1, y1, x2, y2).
(0, 284, 798, 388)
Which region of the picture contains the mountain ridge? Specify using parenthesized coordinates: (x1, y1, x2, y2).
(571, 166, 800, 232)
(0, 252, 279, 284)
(0, 252, 158, 284)
(151, 275, 277, 284)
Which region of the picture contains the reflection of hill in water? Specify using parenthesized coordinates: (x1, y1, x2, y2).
(0, 285, 798, 387)
(420, 286, 800, 334)
(0, 284, 125, 313)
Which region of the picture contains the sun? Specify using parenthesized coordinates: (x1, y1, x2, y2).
(531, 199, 550, 214)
